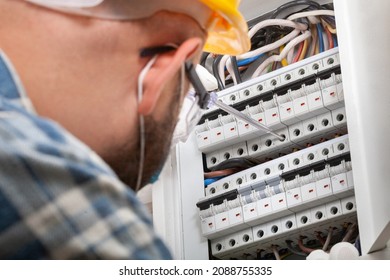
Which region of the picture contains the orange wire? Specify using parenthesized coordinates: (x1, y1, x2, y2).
(299, 39, 309, 61)
(293, 41, 304, 63)
(325, 25, 334, 49)
(309, 25, 318, 57)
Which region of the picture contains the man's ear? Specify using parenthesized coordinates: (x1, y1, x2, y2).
(138, 37, 202, 116)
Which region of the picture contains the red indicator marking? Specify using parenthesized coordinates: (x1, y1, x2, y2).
(309, 189, 314, 193)
(272, 113, 277, 117)
(330, 92, 335, 96)
(324, 184, 329, 188)
(250, 209, 255, 212)
(236, 213, 241, 217)
(222, 218, 226, 222)
(204, 137, 208, 140)
(208, 223, 213, 227)
(301, 102, 306, 106)
(264, 204, 269, 207)
(294, 194, 299, 198)
(217, 132, 221, 136)
(279, 199, 284, 203)
(230, 128, 235, 131)
(245, 124, 249, 127)
(287, 108, 291, 112)
(258, 118, 263, 122)
(340, 180, 345, 184)
(315, 97, 320, 101)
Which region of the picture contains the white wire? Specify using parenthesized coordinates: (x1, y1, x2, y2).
(136, 55, 158, 192)
(248, 19, 307, 39)
(226, 57, 238, 85)
(308, 15, 321, 24)
(218, 55, 230, 87)
(241, 29, 303, 61)
(223, 20, 308, 80)
(251, 30, 311, 78)
(287, 47, 295, 64)
(287, 10, 335, 21)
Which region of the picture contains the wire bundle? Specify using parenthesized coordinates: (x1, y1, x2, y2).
(205, 1, 337, 89)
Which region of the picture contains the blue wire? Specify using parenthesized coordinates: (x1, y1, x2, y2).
(333, 35, 338, 48)
(204, 176, 225, 187)
(316, 23, 325, 53)
(237, 54, 265, 67)
(224, 54, 265, 71)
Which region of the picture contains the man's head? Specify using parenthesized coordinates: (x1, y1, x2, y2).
(0, 0, 249, 190)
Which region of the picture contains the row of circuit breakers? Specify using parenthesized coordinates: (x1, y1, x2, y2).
(194, 48, 358, 259)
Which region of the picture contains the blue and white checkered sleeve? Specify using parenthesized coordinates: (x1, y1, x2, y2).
(0, 107, 172, 260)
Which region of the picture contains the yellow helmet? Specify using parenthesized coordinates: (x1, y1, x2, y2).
(200, 0, 250, 55)
(26, 0, 250, 55)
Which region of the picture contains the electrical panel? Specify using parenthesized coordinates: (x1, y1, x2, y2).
(196, 45, 360, 259)
(153, 0, 390, 260)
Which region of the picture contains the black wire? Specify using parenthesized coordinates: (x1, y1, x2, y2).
(251, 26, 293, 50)
(263, 0, 322, 45)
(230, 56, 242, 84)
(271, 0, 322, 19)
(212, 55, 224, 91)
(200, 52, 210, 67)
(285, 240, 307, 257)
(209, 157, 261, 172)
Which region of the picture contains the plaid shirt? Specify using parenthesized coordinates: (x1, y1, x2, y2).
(0, 51, 172, 259)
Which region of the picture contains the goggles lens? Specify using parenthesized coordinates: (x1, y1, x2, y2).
(171, 90, 204, 145)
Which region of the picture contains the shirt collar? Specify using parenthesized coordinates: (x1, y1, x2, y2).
(0, 50, 36, 114)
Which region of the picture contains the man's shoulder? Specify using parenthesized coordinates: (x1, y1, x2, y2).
(0, 103, 172, 260)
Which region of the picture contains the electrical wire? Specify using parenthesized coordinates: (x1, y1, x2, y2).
(270, 0, 322, 19)
(226, 57, 238, 85)
(285, 240, 308, 257)
(342, 223, 357, 242)
(230, 56, 242, 84)
(209, 157, 261, 172)
(321, 19, 337, 34)
(325, 25, 334, 49)
(251, 30, 311, 77)
(224, 21, 307, 80)
(249, 19, 307, 39)
(200, 52, 210, 67)
(272, 246, 281, 260)
(287, 45, 295, 64)
(244, 20, 307, 60)
(315, 232, 326, 247)
(204, 176, 224, 186)
(219, 55, 230, 88)
(204, 168, 239, 179)
(333, 35, 338, 47)
(293, 41, 304, 63)
(287, 10, 335, 21)
(299, 38, 309, 60)
(237, 54, 264, 67)
(212, 55, 224, 90)
(279, 45, 289, 66)
(316, 23, 325, 53)
(322, 227, 334, 251)
(298, 237, 315, 254)
(309, 24, 318, 57)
